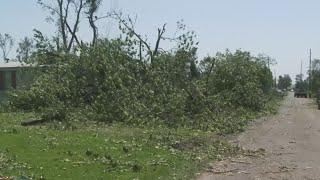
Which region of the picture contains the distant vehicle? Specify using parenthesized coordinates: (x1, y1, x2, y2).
(294, 88, 308, 98)
(317, 89, 320, 110)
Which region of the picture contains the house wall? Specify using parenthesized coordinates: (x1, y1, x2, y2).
(0, 68, 34, 90)
(0, 68, 34, 102)
(0, 71, 15, 101)
(0, 71, 16, 90)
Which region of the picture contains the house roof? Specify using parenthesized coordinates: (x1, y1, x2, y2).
(0, 62, 32, 69)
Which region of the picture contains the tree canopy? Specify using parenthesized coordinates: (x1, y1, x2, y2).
(278, 74, 292, 90)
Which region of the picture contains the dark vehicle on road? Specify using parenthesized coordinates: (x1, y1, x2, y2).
(317, 89, 320, 110)
(294, 88, 308, 98)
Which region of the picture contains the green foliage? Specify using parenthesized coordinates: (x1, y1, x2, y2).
(295, 74, 308, 92)
(309, 59, 320, 95)
(278, 74, 292, 90)
(16, 37, 34, 62)
(9, 21, 275, 133)
(202, 50, 273, 111)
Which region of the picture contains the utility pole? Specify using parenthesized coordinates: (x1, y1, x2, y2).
(300, 60, 303, 78)
(309, 49, 312, 97)
(274, 69, 277, 88)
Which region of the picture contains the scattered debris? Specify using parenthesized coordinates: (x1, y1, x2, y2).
(237, 171, 250, 174)
(230, 160, 252, 164)
(273, 152, 295, 156)
(208, 168, 239, 174)
(0, 178, 13, 180)
(171, 137, 205, 151)
(21, 119, 47, 126)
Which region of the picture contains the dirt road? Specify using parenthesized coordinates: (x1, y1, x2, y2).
(199, 93, 320, 180)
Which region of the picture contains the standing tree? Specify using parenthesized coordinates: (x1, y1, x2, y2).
(110, 12, 166, 64)
(295, 74, 308, 91)
(86, 0, 102, 46)
(278, 74, 292, 90)
(309, 59, 320, 94)
(37, 0, 86, 52)
(295, 74, 303, 83)
(0, 33, 14, 62)
(16, 37, 34, 63)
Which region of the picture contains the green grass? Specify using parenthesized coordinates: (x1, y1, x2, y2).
(0, 113, 239, 180)
(0, 95, 282, 179)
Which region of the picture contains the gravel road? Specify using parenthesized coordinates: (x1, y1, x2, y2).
(199, 93, 320, 180)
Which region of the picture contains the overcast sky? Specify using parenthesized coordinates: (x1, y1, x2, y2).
(1, 0, 320, 79)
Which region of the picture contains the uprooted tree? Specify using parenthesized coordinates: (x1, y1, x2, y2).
(9, 1, 277, 134)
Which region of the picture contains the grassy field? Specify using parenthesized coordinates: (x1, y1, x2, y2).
(0, 113, 241, 180)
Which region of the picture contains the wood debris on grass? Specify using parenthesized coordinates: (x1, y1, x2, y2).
(0, 177, 13, 180)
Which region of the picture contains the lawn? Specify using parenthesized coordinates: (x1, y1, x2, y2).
(0, 113, 239, 180)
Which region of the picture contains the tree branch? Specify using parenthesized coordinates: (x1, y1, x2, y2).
(153, 23, 166, 56)
(57, 0, 68, 51)
(111, 12, 152, 59)
(67, 0, 84, 50)
(65, 22, 81, 47)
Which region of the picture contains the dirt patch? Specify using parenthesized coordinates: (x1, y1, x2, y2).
(199, 93, 320, 180)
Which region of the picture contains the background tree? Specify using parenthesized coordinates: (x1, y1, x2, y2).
(111, 12, 167, 64)
(295, 74, 308, 91)
(0, 33, 14, 62)
(37, 0, 86, 52)
(16, 37, 34, 63)
(86, 0, 102, 46)
(278, 74, 292, 90)
(308, 59, 320, 95)
(295, 74, 303, 83)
